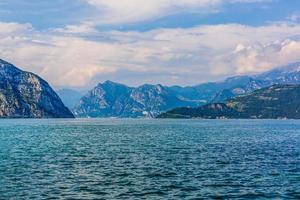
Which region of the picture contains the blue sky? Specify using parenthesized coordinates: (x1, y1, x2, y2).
(1, 0, 299, 30)
(0, 0, 300, 89)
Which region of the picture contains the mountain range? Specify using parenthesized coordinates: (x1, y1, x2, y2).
(73, 81, 197, 118)
(158, 84, 300, 119)
(2, 58, 300, 119)
(59, 62, 300, 118)
(0, 59, 74, 118)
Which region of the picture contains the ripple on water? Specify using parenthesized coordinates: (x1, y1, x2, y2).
(0, 119, 300, 199)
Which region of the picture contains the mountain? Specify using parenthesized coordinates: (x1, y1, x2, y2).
(129, 84, 197, 116)
(210, 89, 236, 103)
(73, 62, 300, 118)
(57, 88, 85, 109)
(74, 81, 135, 117)
(73, 77, 270, 118)
(158, 84, 300, 119)
(73, 81, 198, 118)
(179, 76, 268, 102)
(256, 62, 300, 84)
(0, 59, 74, 118)
(168, 62, 300, 104)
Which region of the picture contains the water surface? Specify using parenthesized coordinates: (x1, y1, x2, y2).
(0, 119, 300, 199)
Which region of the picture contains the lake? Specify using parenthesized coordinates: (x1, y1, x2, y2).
(0, 119, 299, 199)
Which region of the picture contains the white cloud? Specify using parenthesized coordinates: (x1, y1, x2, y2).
(0, 22, 32, 35)
(288, 12, 300, 22)
(84, 0, 272, 24)
(53, 23, 98, 35)
(231, 39, 300, 74)
(85, 0, 220, 24)
(0, 21, 300, 88)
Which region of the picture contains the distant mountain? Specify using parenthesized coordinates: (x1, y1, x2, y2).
(74, 81, 135, 117)
(57, 88, 85, 109)
(169, 62, 300, 104)
(173, 76, 269, 103)
(0, 59, 74, 118)
(73, 77, 271, 118)
(72, 62, 300, 118)
(256, 62, 300, 84)
(210, 89, 236, 103)
(73, 81, 198, 118)
(158, 84, 300, 119)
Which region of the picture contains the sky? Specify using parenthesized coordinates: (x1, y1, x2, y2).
(0, 0, 300, 89)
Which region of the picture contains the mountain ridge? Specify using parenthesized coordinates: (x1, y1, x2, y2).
(73, 81, 198, 118)
(158, 84, 300, 119)
(0, 59, 74, 118)
(62, 61, 300, 118)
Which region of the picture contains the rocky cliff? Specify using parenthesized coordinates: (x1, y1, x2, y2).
(0, 59, 74, 118)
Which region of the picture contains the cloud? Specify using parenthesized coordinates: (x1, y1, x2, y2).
(0, 21, 300, 88)
(85, 0, 219, 24)
(229, 39, 300, 74)
(53, 23, 98, 35)
(0, 22, 32, 34)
(288, 12, 300, 22)
(84, 0, 272, 24)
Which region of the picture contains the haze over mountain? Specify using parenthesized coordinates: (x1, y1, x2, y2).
(69, 62, 300, 118)
(0, 59, 74, 118)
(57, 89, 85, 110)
(158, 84, 300, 119)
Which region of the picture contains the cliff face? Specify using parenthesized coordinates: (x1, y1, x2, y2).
(73, 81, 197, 118)
(0, 59, 74, 118)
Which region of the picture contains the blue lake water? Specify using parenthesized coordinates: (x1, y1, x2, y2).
(0, 119, 300, 199)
